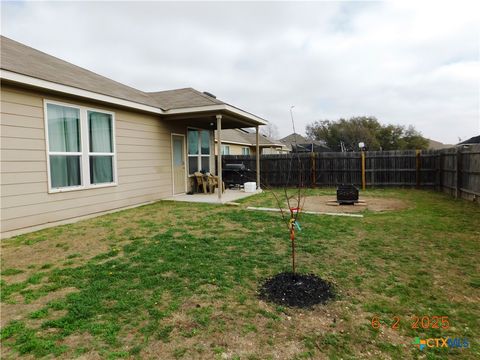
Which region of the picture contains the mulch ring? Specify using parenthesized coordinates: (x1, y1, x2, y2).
(259, 272, 334, 308)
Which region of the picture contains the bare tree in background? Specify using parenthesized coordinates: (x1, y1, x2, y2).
(260, 122, 279, 139)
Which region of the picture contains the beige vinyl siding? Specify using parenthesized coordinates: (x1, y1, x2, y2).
(214, 143, 256, 156)
(1, 85, 175, 236)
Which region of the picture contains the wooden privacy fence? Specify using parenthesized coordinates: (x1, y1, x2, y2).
(221, 144, 480, 201)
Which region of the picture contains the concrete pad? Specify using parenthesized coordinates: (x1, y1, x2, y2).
(165, 189, 262, 204)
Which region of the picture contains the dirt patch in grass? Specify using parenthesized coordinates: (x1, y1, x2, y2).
(140, 293, 346, 360)
(1, 287, 77, 327)
(61, 332, 96, 353)
(1, 228, 111, 283)
(300, 195, 409, 213)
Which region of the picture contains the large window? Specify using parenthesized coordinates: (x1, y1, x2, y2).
(88, 111, 114, 184)
(187, 128, 210, 174)
(242, 147, 250, 155)
(46, 101, 116, 192)
(47, 104, 82, 188)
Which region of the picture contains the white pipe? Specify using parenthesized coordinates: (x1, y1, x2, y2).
(246, 206, 364, 218)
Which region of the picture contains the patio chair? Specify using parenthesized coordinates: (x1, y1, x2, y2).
(206, 173, 225, 194)
(193, 172, 208, 194)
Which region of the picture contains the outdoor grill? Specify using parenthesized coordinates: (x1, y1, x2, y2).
(223, 163, 248, 189)
(336, 184, 359, 205)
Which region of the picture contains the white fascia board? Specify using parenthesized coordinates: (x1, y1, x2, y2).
(225, 105, 268, 125)
(214, 139, 252, 146)
(164, 104, 268, 126)
(0, 69, 163, 115)
(214, 139, 277, 147)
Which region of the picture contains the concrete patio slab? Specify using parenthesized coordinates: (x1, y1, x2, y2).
(165, 189, 262, 204)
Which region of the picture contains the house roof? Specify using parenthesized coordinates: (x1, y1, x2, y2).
(458, 135, 480, 145)
(0, 36, 266, 126)
(148, 88, 224, 110)
(0, 36, 157, 107)
(427, 138, 453, 150)
(242, 132, 284, 147)
(280, 133, 308, 145)
(215, 129, 284, 147)
(280, 133, 329, 151)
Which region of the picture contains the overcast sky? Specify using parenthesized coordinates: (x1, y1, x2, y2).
(2, 1, 479, 143)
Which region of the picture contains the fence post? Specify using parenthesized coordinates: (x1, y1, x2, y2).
(436, 151, 442, 191)
(311, 152, 316, 188)
(361, 151, 366, 191)
(416, 150, 421, 189)
(455, 147, 462, 199)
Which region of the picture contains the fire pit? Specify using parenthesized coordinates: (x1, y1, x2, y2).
(336, 184, 359, 205)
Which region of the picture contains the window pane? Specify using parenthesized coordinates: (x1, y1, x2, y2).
(188, 157, 198, 174)
(221, 145, 230, 155)
(201, 130, 210, 155)
(90, 156, 113, 184)
(47, 104, 80, 152)
(173, 137, 184, 166)
(50, 155, 81, 188)
(201, 157, 210, 172)
(89, 111, 113, 153)
(188, 129, 199, 155)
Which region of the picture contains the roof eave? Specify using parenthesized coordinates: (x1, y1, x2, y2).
(163, 105, 267, 126)
(1, 69, 268, 127)
(0, 69, 163, 115)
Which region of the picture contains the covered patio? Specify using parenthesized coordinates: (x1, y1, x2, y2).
(162, 99, 267, 201)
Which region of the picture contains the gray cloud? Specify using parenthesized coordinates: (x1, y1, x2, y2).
(2, 1, 479, 143)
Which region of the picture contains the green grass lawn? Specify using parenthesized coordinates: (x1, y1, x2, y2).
(1, 189, 479, 359)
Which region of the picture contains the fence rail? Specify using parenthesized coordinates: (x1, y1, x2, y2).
(221, 144, 480, 202)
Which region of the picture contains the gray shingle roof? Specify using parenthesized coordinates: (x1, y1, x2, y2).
(1, 36, 157, 107)
(216, 129, 283, 147)
(0, 36, 228, 111)
(242, 132, 284, 146)
(458, 135, 480, 145)
(147, 88, 224, 110)
(280, 133, 307, 145)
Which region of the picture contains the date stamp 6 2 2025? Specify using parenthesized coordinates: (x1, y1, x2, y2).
(371, 315, 449, 330)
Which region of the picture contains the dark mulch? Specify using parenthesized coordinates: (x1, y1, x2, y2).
(259, 272, 334, 308)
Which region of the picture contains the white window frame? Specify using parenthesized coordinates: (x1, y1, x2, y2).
(187, 127, 211, 174)
(44, 99, 117, 193)
(242, 147, 250, 155)
(221, 144, 230, 155)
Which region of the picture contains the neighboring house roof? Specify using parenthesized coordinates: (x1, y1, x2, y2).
(215, 129, 285, 147)
(280, 132, 329, 151)
(0, 36, 266, 125)
(458, 135, 480, 145)
(427, 138, 454, 150)
(280, 133, 308, 145)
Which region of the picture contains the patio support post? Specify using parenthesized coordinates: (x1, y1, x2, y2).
(256, 125, 261, 189)
(216, 114, 223, 201)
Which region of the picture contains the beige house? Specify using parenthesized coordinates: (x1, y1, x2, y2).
(215, 129, 287, 155)
(0, 36, 266, 238)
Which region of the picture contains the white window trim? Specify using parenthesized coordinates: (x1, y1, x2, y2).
(187, 127, 211, 174)
(44, 99, 118, 193)
(221, 144, 230, 155)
